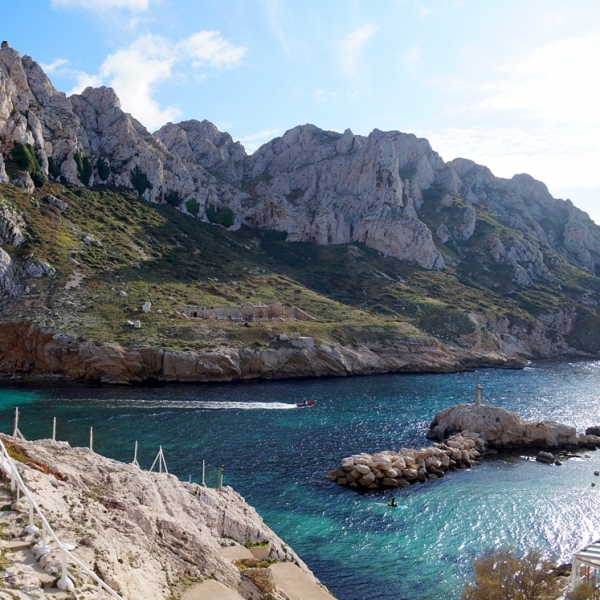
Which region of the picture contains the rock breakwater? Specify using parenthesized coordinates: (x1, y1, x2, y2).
(331, 402, 600, 491)
(328, 431, 486, 489)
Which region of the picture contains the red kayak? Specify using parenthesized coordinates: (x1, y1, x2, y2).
(296, 399, 317, 408)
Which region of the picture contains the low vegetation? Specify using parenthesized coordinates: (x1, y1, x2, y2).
(0, 178, 598, 355)
(462, 548, 562, 600)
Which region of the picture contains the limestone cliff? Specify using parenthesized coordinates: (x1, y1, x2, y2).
(0, 437, 330, 599)
(4, 43, 600, 276)
(0, 322, 524, 384)
(3, 43, 600, 382)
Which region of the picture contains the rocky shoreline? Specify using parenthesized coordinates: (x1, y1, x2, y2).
(0, 436, 334, 600)
(330, 402, 600, 491)
(0, 321, 527, 384)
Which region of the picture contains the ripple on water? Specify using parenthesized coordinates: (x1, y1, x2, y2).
(1, 360, 600, 599)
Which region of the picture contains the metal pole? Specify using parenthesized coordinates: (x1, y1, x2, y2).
(159, 446, 162, 473)
(89, 427, 94, 452)
(52, 417, 56, 442)
(202, 460, 205, 487)
(97, 580, 103, 599)
(13, 407, 18, 438)
(132, 440, 140, 467)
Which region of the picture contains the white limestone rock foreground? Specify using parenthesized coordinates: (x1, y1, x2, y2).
(0, 438, 327, 600)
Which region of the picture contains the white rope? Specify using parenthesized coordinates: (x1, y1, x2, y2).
(0, 435, 125, 599)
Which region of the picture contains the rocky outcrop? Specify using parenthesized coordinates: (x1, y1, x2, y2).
(0, 437, 323, 600)
(427, 403, 600, 449)
(0, 322, 525, 384)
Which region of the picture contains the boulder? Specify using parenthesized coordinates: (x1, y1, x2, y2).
(354, 464, 370, 475)
(536, 451, 555, 464)
(358, 472, 376, 487)
(43, 195, 68, 211)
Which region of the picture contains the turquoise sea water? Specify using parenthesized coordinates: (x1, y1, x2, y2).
(2, 360, 600, 599)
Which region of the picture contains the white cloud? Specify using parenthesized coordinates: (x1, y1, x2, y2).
(339, 23, 378, 77)
(314, 89, 339, 102)
(418, 33, 600, 221)
(237, 128, 281, 153)
(99, 34, 179, 129)
(40, 58, 69, 74)
(51, 0, 151, 10)
(259, 0, 292, 54)
(39, 58, 102, 95)
(474, 34, 600, 125)
(419, 6, 431, 18)
(401, 44, 421, 72)
(178, 31, 247, 69)
(47, 31, 246, 131)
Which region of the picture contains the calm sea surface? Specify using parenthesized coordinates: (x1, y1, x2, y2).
(1, 360, 600, 599)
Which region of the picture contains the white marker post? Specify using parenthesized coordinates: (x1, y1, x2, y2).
(132, 441, 140, 467)
(52, 417, 56, 442)
(149, 446, 168, 474)
(89, 427, 94, 452)
(13, 407, 25, 440)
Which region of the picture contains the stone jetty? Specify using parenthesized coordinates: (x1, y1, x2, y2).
(328, 431, 487, 489)
(330, 400, 600, 491)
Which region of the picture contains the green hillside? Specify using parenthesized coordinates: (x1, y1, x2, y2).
(1, 181, 598, 355)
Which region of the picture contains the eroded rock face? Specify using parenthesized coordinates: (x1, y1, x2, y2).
(0, 322, 525, 384)
(3, 43, 600, 276)
(428, 403, 580, 448)
(2, 438, 315, 600)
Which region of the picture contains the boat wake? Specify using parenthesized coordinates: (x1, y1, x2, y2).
(82, 399, 300, 410)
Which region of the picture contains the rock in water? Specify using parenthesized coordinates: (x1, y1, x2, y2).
(536, 451, 555, 463)
(428, 403, 579, 448)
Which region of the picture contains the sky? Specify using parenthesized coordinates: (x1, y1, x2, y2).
(4, 0, 600, 222)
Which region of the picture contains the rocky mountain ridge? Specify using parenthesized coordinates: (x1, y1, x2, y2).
(2, 42, 600, 279)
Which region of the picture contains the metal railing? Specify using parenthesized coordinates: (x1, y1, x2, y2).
(0, 435, 125, 599)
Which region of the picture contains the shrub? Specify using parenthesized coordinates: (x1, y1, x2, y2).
(74, 152, 92, 186)
(462, 548, 561, 600)
(164, 190, 181, 207)
(206, 203, 234, 228)
(47, 156, 61, 179)
(131, 166, 153, 197)
(185, 197, 200, 216)
(566, 582, 597, 600)
(262, 230, 288, 242)
(97, 158, 110, 182)
(10, 142, 45, 187)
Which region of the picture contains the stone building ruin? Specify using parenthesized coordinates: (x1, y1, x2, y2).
(177, 301, 315, 322)
(1, 42, 9, 49)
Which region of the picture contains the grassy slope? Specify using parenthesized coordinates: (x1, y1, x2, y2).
(0, 181, 598, 354)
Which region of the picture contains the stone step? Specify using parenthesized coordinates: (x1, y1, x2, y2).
(182, 579, 245, 600)
(2, 540, 30, 551)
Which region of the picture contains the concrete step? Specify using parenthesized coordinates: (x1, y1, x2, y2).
(218, 544, 254, 562)
(1, 540, 30, 551)
(182, 579, 245, 600)
(270, 562, 337, 600)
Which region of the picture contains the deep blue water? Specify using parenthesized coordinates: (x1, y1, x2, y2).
(2, 361, 600, 599)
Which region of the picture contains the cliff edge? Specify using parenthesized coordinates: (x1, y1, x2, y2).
(0, 437, 333, 599)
